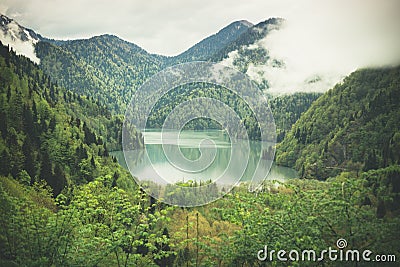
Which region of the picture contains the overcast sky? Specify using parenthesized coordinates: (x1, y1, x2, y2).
(1, 0, 398, 57)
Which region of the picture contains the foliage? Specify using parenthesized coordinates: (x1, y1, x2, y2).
(155, 168, 399, 266)
(1, 22, 400, 267)
(36, 35, 163, 114)
(0, 42, 143, 194)
(277, 66, 400, 179)
(0, 175, 175, 266)
(269, 92, 321, 142)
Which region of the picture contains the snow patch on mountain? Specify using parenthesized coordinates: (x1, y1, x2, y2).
(0, 14, 40, 64)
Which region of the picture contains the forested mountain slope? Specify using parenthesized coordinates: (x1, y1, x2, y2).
(0, 42, 143, 193)
(166, 20, 252, 65)
(211, 17, 283, 62)
(36, 34, 163, 113)
(0, 42, 174, 266)
(34, 20, 255, 114)
(1, 39, 400, 267)
(276, 66, 400, 179)
(34, 18, 286, 114)
(269, 92, 321, 142)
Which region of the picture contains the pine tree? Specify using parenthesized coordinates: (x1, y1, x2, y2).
(6, 85, 11, 102)
(49, 116, 57, 132)
(111, 172, 118, 187)
(22, 105, 34, 135)
(0, 111, 7, 139)
(22, 137, 36, 180)
(90, 156, 96, 168)
(103, 143, 109, 157)
(40, 150, 53, 187)
(10, 89, 23, 131)
(53, 164, 66, 195)
(0, 150, 10, 176)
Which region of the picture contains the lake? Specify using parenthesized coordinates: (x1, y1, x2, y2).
(111, 130, 297, 187)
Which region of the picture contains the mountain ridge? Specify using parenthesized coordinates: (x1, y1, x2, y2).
(166, 19, 253, 65)
(1, 13, 279, 114)
(0, 13, 288, 97)
(0, 13, 257, 60)
(211, 17, 284, 62)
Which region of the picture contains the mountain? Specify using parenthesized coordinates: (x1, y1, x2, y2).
(0, 14, 41, 64)
(0, 41, 130, 194)
(168, 17, 285, 91)
(2, 14, 400, 267)
(276, 66, 400, 179)
(269, 92, 321, 142)
(0, 41, 172, 266)
(0, 14, 325, 98)
(36, 34, 164, 113)
(0, 14, 320, 141)
(166, 20, 253, 65)
(0, 14, 284, 114)
(35, 19, 255, 113)
(0, 14, 283, 107)
(213, 18, 285, 89)
(212, 18, 283, 62)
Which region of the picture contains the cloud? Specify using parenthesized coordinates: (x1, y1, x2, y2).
(257, 0, 400, 93)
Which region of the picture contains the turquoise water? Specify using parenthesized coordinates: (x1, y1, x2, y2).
(112, 130, 297, 185)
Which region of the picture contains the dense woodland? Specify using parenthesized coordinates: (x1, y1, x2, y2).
(277, 67, 400, 179)
(36, 35, 163, 114)
(0, 42, 143, 187)
(0, 28, 400, 267)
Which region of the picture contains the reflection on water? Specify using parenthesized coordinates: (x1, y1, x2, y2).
(112, 130, 297, 186)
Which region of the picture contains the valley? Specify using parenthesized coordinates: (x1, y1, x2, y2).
(0, 12, 399, 266)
